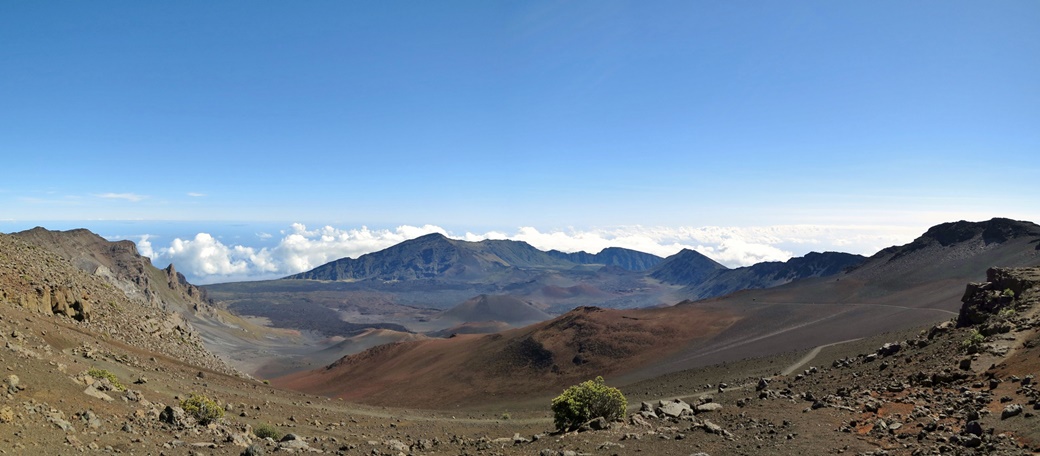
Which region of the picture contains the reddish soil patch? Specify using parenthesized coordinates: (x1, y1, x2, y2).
(275, 305, 741, 408)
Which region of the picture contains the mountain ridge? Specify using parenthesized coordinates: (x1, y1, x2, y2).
(545, 247, 664, 271)
(274, 218, 1040, 408)
(2, 219, 1040, 455)
(680, 251, 867, 300)
(285, 233, 573, 282)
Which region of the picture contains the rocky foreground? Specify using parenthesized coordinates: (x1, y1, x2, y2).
(1, 229, 1039, 456)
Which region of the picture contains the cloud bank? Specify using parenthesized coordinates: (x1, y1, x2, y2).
(138, 223, 921, 284)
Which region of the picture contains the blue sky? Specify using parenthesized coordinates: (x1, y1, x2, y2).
(2, 1, 1038, 282)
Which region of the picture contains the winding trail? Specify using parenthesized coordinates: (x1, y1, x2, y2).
(780, 338, 862, 375)
(631, 336, 865, 412)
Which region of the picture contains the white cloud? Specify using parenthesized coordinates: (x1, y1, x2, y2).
(141, 223, 923, 284)
(164, 233, 254, 276)
(187, 192, 206, 197)
(95, 192, 147, 202)
(136, 235, 155, 259)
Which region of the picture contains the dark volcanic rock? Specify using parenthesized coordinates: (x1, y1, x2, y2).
(958, 267, 1040, 327)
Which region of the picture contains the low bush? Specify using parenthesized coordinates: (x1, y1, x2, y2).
(180, 394, 224, 425)
(962, 329, 985, 351)
(550, 376, 627, 432)
(86, 367, 125, 391)
(253, 423, 282, 440)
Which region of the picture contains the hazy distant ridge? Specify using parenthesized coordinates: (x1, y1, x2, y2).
(545, 247, 664, 271)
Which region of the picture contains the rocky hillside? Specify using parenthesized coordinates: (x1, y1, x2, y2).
(1, 224, 1038, 455)
(536, 267, 1040, 455)
(271, 219, 1040, 412)
(0, 231, 234, 375)
(11, 227, 218, 320)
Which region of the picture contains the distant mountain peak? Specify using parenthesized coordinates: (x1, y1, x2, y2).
(919, 218, 1040, 246)
(879, 218, 1040, 260)
(286, 233, 573, 281)
(412, 232, 451, 242)
(649, 248, 728, 285)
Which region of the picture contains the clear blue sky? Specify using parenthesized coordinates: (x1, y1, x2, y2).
(2, 1, 1038, 231)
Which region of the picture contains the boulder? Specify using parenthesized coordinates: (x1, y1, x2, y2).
(702, 419, 727, 435)
(241, 444, 265, 456)
(278, 439, 310, 451)
(877, 342, 901, 357)
(79, 410, 101, 429)
(963, 420, 983, 436)
(159, 406, 195, 428)
(756, 378, 770, 391)
(83, 386, 113, 402)
(587, 417, 611, 431)
(656, 400, 691, 418)
(629, 414, 652, 427)
(695, 403, 723, 413)
(1001, 404, 1023, 420)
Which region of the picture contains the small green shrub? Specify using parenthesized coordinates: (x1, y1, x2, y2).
(253, 423, 282, 440)
(500, 413, 511, 420)
(550, 376, 627, 432)
(180, 394, 224, 425)
(86, 367, 125, 391)
(961, 329, 985, 350)
(998, 307, 1016, 318)
(1002, 288, 1015, 298)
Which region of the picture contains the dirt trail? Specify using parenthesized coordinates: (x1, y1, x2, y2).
(780, 338, 861, 375)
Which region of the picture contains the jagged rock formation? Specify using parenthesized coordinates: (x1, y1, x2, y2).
(12, 281, 92, 321)
(958, 267, 1039, 327)
(0, 230, 236, 375)
(11, 227, 218, 320)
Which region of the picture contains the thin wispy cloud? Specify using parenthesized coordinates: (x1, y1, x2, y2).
(95, 193, 147, 202)
(187, 192, 206, 197)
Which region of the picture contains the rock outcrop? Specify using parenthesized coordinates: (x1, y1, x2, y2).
(0, 231, 236, 375)
(958, 267, 1040, 327)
